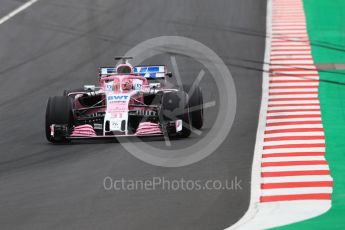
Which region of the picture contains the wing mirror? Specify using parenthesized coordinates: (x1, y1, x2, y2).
(149, 83, 161, 89)
(166, 72, 173, 78)
(84, 85, 96, 91)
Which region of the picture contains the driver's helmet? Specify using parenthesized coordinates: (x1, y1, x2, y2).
(116, 63, 134, 74)
(121, 79, 133, 91)
(112, 78, 121, 92)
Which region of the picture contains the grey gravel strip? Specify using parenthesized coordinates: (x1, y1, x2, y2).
(315, 63, 345, 70)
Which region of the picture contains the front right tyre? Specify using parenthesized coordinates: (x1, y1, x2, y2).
(45, 96, 74, 143)
(161, 91, 191, 138)
(183, 85, 203, 129)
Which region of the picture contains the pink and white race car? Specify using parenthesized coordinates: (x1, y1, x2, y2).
(45, 57, 203, 143)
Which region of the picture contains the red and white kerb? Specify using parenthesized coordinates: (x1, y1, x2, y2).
(260, 0, 333, 203)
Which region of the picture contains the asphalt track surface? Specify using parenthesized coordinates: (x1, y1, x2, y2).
(0, 0, 266, 229)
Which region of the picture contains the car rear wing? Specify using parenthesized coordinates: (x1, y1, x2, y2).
(99, 67, 116, 77)
(99, 66, 167, 79)
(133, 66, 166, 78)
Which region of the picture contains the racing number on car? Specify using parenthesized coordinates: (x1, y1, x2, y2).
(110, 118, 122, 131)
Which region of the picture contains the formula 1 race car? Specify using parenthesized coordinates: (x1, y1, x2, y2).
(45, 57, 203, 143)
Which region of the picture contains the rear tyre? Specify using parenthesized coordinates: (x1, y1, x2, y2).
(161, 91, 191, 138)
(183, 85, 203, 129)
(45, 96, 74, 143)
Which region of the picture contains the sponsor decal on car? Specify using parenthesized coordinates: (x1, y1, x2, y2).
(107, 94, 130, 113)
(105, 82, 113, 91)
(175, 119, 182, 132)
(107, 95, 129, 101)
(93, 123, 103, 130)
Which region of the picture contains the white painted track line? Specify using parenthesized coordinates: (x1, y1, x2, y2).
(265, 132, 325, 138)
(227, 1, 273, 229)
(262, 175, 332, 183)
(262, 187, 332, 196)
(262, 156, 326, 162)
(0, 0, 39, 25)
(262, 165, 330, 172)
(263, 147, 326, 154)
(268, 94, 319, 98)
(267, 105, 320, 109)
(263, 140, 325, 146)
(269, 88, 319, 93)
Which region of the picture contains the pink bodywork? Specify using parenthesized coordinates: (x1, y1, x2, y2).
(71, 124, 97, 137)
(71, 73, 163, 137)
(135, 122, 162, 135)
(99, 74, 149, 90)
